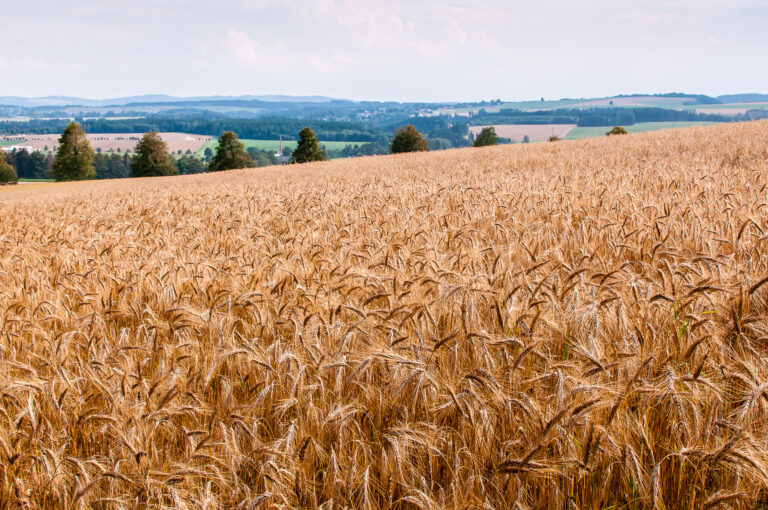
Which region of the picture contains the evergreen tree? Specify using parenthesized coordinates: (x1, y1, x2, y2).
(0, 154, 17, 183)
(209, 131, 254, 171)
(51, 122, 96, 181)
(247, 148, 280, 167)
(390, 125, 428, 153)
(4, 149, 47, 179)
(176, 155, 208, 175)
(130, 131, 178, 177)
(473, 127, 498, 147)
(291, 127, 327, 164)
(94, 153, 130, 179)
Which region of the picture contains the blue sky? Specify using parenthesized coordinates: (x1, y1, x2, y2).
(1, 0, 766, 101)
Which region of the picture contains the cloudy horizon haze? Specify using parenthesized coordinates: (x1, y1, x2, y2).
(2, 0, 766, 102)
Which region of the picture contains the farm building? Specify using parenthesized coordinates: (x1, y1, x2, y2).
(1, 145, 37, 153)
(274, 136, 292, 165)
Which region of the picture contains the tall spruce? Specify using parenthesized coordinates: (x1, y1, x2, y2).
(390, 125, 428, 153)
(51, 122, 96, 181)
(209, 131, 254, 171)
(291, 128, 327, 164)
(130, 132, 178, 177)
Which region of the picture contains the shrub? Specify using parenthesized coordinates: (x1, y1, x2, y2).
(548, 136, 561, 142)
(606, 126, 629, 136)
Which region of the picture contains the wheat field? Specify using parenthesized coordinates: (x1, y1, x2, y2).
(1, 122, 768, 508)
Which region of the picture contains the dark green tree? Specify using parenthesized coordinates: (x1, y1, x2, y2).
(291, 128, 327, 164)
(51, 122, 96, 181)
(130, 132, 178, 177)
(606, 126, 629, 136)
(6, 149, 50, 179)
(247, 148, 280, 167)
(473, 127, 498, 147)
(390, 125, 428, 153)
(0, 154, 17, 183)
(94, 153, 130, 179)
(209, 131, 254, 171)
(176, 155, 208, 175)
(522, 135, 531, 144)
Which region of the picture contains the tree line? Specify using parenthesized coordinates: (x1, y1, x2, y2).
(43, 123, 291, 181)
(0, 116, 380, 142)
(0, 121, 456, 183)
(469, 106, 768, 127)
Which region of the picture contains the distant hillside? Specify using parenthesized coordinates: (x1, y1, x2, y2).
(0, 95, 339, 108)
(717, 94, 768, 103)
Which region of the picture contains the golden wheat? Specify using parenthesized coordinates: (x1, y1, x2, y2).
(1, 121, 768, 508)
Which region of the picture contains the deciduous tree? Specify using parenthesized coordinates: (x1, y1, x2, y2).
(390, 125, 428, 153)
(606, 126, 629, 136)
(0, 154, 17, 183)
(130, 132, 178, 177)
(209, 131, 254, 171)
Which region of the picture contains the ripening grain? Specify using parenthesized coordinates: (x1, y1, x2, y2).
(1, 121, 768, 508)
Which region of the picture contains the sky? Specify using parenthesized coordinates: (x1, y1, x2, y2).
(1, 0, 766, 102)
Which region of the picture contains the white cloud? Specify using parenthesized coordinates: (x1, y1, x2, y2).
(0, 0, 766, 100)
(0, 58, 50, 71)
(222, 30, 356, 73)
(223, 30, 281, 68)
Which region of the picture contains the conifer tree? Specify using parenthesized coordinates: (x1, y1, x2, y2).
(291, 127, 327, 164)
(473, 127, 498, 147)
(130, 132, 178, 177)
(209, 131, 254, 171)
(51, 122, 96, 181)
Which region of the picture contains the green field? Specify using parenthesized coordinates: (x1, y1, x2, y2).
(564, 121, 718, 140)
(680, 103, 768, 110)
(435, 98, 585, 116)
(195, 139, 363, 158)
(0, 139, 26, 146)
(19, 178, 55, 183)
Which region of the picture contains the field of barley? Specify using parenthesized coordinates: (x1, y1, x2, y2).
(1, 121, 768, 508)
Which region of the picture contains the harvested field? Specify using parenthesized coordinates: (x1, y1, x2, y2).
(469, 123, 576, 142)
(2, 122, 768, 508)
(564, 96, 691, 108)
(0, 132, 211, 154)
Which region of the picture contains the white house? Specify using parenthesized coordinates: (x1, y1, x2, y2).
(1, 145, 37, 153)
